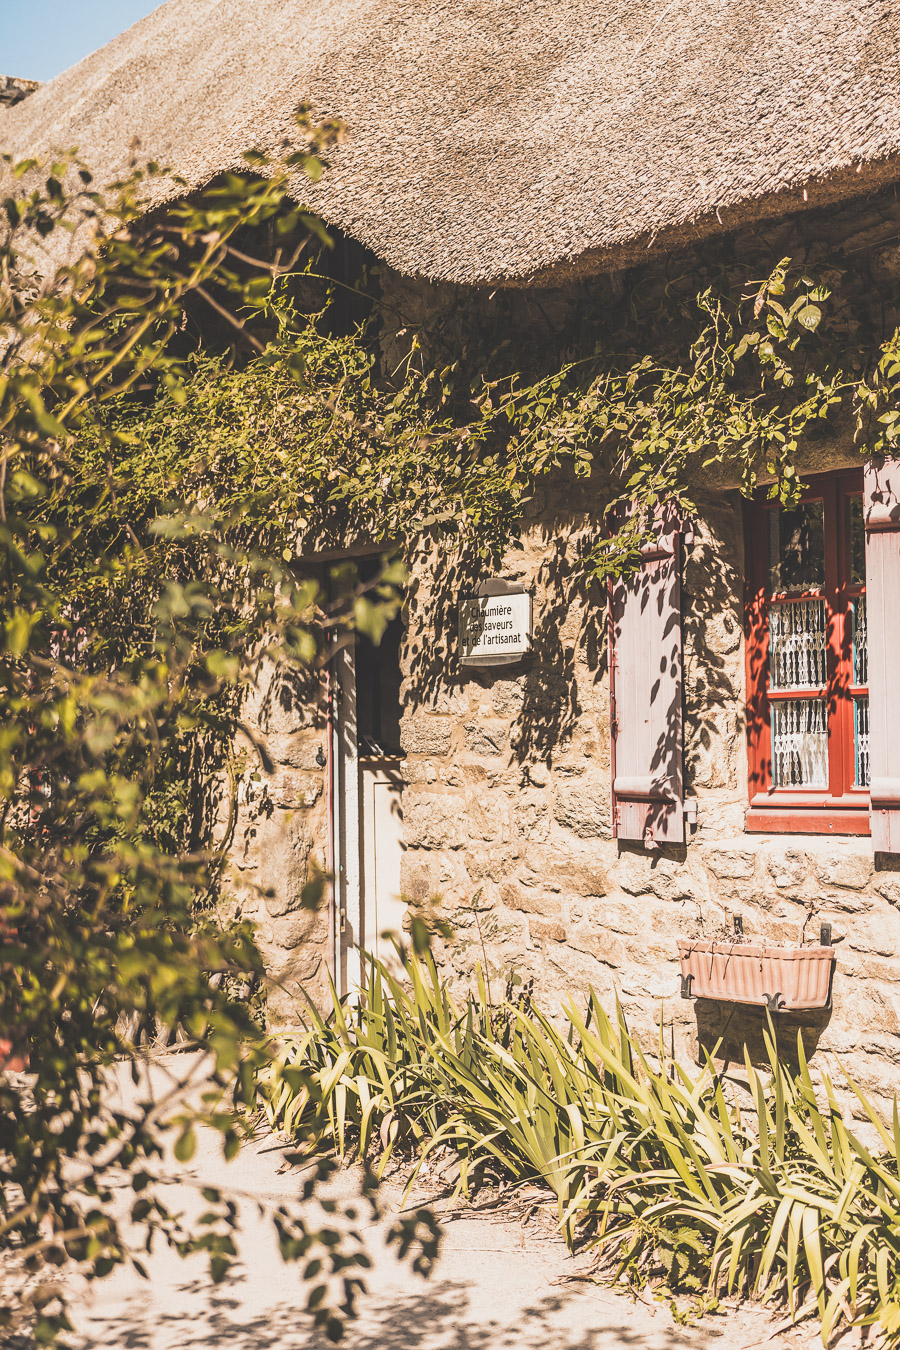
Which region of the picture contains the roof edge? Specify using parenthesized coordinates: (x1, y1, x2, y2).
(488, 153, 900, 290)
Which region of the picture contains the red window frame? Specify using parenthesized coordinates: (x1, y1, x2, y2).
(744, 469, 869, 834)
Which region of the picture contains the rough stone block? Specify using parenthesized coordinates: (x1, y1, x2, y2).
(516, 862, 562, 894)
(273, 773, 324, 809)
(610, 852, 701, 903)
(764, 848, 810, 890)
(523, 761, 550, 788)
(543, 949, 618, 1004)
(606, 853, 652, 897)
(464, 720, 508, 756)
(844, 911, 900, 958)
(592, 895, 649, 938)
(403, 760, 438, 784)
(421, 683, 468, 715)
(463, 851, 492, 883)
(499, 882, 561, 917)
(816, 848, 874, 891)
(619, 968, 679, 1001)
(271, 906, 330, 950)
(403, 794, 465, 849)
(456, 884, 498, 915)
(237, 810, 316, 917)
(815, 887, 875, 915)
(552, 783, 611, 839)
(265, 948, 326, 1024)
(553, 858, 610, 898)
(838, 988, 900, 1037)
(465, 791, 507, 843)
(246, 663, 321, 736)
(399, 856, 434, 903)
(875, 873, 900, 907)
(400, 715, 453, 756)
(512, 795, 550, 842)
(491, 679, 525, 718)
(266, 733, 327, 771)
(685, 711, 739, 791)
(568, 929, 627, 968)
(703, 846, 757, 880)
(528, 918, 567, 943)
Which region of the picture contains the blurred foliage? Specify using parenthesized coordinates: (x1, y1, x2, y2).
(0, 113, 415, 1346)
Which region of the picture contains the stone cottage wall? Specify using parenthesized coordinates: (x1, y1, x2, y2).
(221, 184, 900, 1094)
(374, 188, 900, 1111)
(396, 480, 900, 1112)
(226, 660, 332, 1023)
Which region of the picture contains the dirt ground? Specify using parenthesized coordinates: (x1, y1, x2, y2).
(20, 1054, 869, 1350)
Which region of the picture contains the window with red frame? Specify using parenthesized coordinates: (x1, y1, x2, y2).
(745, 470, 869, 834)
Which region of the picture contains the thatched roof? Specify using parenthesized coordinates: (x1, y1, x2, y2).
(2, 0, 900, 287)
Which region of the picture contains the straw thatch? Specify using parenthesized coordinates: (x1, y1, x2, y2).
(2, 0, 900, 286)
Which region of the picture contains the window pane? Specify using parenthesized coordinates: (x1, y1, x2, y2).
(768, 501, 825, 592)
(853, 595, 867, 686)
(848, 493, 865, 586)
(855, 696, 870, 787)
(768, 599, 826, 689)
(771, 698, 828, 788)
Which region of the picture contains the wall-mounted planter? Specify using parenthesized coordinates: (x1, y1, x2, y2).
(677, 939, 835, 1011)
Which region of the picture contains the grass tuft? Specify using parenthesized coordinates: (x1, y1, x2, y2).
(258, 948, 900, 1344)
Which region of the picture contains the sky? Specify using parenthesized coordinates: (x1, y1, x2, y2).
(3, 0, 163, 83)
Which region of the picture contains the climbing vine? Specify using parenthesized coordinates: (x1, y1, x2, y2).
(79, 241, 900, 591)
(4, 113, 900, 1344)
(0, 121, 420, 1346)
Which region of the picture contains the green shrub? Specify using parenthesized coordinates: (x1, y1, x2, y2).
(260, 947, 900, 1344)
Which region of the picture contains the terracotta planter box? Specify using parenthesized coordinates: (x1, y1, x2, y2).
(677, 939, 835, 1011)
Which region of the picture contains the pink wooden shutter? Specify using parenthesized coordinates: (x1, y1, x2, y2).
(864, 455, 900, 852)
(609, 509, 685, 845)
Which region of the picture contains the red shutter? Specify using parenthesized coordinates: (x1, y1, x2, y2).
(609, 509, 685, 846)
(864, 455, 900, 852)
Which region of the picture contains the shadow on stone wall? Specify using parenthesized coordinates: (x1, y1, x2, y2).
(693, 999, 832, 1072)
(681, 494, 746, 800)
(253, 663, 323, 741)
(402, 482, 746, 802)
(231, 658, 331, 1020)
(510, 527, 606, 767)
(402, 483, 609, 770)
(616, 839, 688, 867)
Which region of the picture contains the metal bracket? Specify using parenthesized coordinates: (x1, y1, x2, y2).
(680, 973, 694, 1000)
(734, 914, 744, 938)
(820, 923, 833, 947)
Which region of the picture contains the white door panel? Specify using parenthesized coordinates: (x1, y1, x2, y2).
(361, 759, 405, 974)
